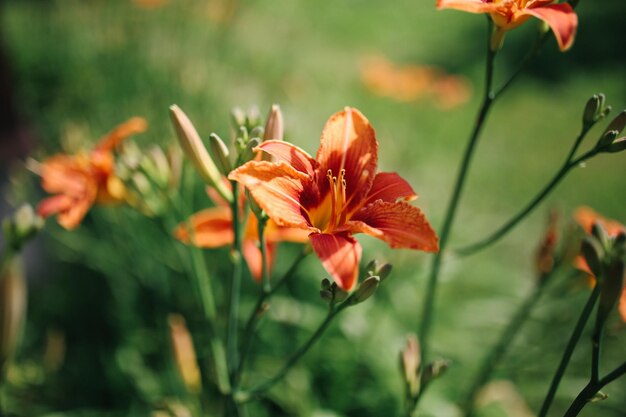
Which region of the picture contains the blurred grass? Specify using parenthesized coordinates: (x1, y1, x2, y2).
(1, 0, 625, 416)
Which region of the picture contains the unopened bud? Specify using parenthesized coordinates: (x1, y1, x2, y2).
(352, 276, 380, 304)
(597, 130, 619, 150)
(603, 110, 626, 137)
(590, 391, 608, 402)
(378, 263, 393, 281)
(583, 94, 601, 126)
(607, 137, 626, 153)
(330, 282, 348, 302)
(169, 105, 232, 202)
(263, 105, 284, 141)
(245, 189, 264, 220)
(591, 222, 610, 250)
(365, 259, 379, 277)
(168, 314, 201, 393)
(0, 257, 27, 374)
(240, 137, 261, 164)
(320, 289, 333, 302)
(209, 133, 231, 175)
(3, 205, 44, 253)
(581, 237, 603, 278)
(400, 334, 421, 396)
(321, 278, 331, 290)
(231, 107, 246, 128)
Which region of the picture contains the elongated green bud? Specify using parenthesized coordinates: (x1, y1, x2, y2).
(169, 105, 232, 202)
(0, 257, 27, 374)
(263, 105, 284, 141)
(352, 276, 380, 304)
(209, 133, 231, 175)
(400, 334, 421, 396)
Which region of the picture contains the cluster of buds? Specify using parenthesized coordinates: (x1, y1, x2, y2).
(582, 94, 626, 154)
(116, 142, 182, 217)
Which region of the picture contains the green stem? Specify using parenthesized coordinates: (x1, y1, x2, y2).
(227, 181, 244, 379)
(235, 249, 309, 385)
(455, 134, 598, 257)
(537, 284, 601, 417)
(562, 361, 626, 417)
(258, 218, 270, 294)
(417, 20, 497, 381)
(236, 298, 351, 402)
(461, 280, 548, 416)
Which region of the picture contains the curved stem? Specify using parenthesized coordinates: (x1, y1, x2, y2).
(455, 132, 598, 257)
(237, 299, 350, 402)
(234, 249, 309, 386)
(562, 361, 626, 417)
(227, 181, 244, 379)
(461, 280, 548, 416)
(417, 20, 497, 378)
(537, 285, 601, 417)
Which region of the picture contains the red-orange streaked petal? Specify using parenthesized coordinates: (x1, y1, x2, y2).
(522, 3, 577, 51)
(574, 206, 624, 237)
(95, 117, 148, 151)
(316, 108, 378, 212)
(56, 197, 92, 230)
(174, 206, 234, 248)
(436, 0, 497, 13)
(363, 172, 417, 207)
(37, 195, 73, 219)
(310, 232, 361, 291)
(346, 201, 439, 252)
(256, 140, 317, 176)
(40, 156, 91, 196)
(229, 161, 317, 231)
(264, 219, 311, 244)
(243, 240, 263, 282)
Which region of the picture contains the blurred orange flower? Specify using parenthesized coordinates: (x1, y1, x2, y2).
(35, 117, 147, 229)
(436, 0, 578, 51)
(133, 0, 168, 9)
(229, 108, 439, 291)
(174, 186, 308, 281)
(574, 206, 626, 322)
(360, 56, 471, 109)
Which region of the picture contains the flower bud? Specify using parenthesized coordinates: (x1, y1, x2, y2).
(423, 359, 450, 385)
(231, 107, 246, 129)
(321, 278, 331, 290)
(330, 282, 348, 302)
(602, 110, 626, 138)
(209, 133, 231, 175)
(245, 189, 264, 220)
(607, 137, 626, 153)
(597, 130, 619, 149)
(582, 94, 601, 127)
(400, 334, 421, 396)
(352, 276, 380, 304)
(365, 259, 379, 277)
(169, 105, 232, 202)
(168, 314, 201, 393)
(377, 263, 393, 281)
(2, 205, 44, 253)
(0, 257, 27, 374)
(263, 105, 284, 141)
(240, 137, 261, 164)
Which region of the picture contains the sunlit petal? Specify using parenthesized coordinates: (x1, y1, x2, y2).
(256, 140, 317, 176)
(310, 232, 361, 291)
(229, 161, 317, 231)
(522, 3, 578, 51)
(347, 201, 439, 251)
(436, 0, 497, 13)
(316, 107, 378, 212)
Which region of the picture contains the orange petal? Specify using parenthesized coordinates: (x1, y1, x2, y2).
(346, 201, 439, 251)
(57, 196, 93, 230)
(37, 195, 73, 219)
(522, 3, 577, 51)
(363, 172, 417, 207)
(256, 140, 317, 176)
(574, 206, 624, 237)
(174, 206, 234, 248)
(95, 117, 148, 151)
(40, 156, 91, 196)
(316, 108, 378, 213)
(436, 0, 496, 13)
(310, 232, 361, 291)
(229, 161, 316, 231)
(265, 220, 311, 244)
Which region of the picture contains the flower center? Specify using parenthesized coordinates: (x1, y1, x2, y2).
(326, 168, 347, 230)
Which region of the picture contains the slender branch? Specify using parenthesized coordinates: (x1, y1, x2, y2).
(461, 279, 549, 416)
(455, 131, 598, 257)
(258, 218, 270, 294)
(537, 285, 601, 417)
(234, 248, 309, 385)
(236, 297, 351, 402)
(562, 361, 626, 417)
(227, 181, 244, 379)
(417, 19, 497, 387)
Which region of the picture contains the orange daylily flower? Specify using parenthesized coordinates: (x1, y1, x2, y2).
(574, 206, 626, 322)
(229, 108, 439, 291)
(436, 0, 578, 51)
(36, 117, 148, 229)
(174, 187, 309, 281)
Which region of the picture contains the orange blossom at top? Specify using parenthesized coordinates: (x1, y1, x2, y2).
(436, 0, 578, 51)
(229, 108, 439, 291)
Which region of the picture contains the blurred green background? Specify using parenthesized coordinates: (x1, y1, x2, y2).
(0, 0, 625, 416)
